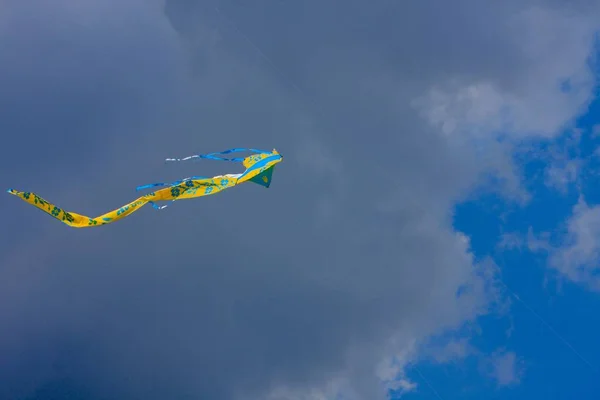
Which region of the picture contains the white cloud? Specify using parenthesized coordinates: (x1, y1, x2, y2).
(525, 227, 552, 254)
(497, 232, 526, 250)
(481, 349, 525, 387)
(545, 159, 581, 193)
(538, 128, 586, 193)
(425, 337, 475, 364)
(411, 6, 598, 203)
(547, 197, 600, 291)
(375, 344, 419, 396)
(414, 6, 598, 142)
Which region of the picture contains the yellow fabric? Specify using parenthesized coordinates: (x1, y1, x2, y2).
(7, 149, 282, 228)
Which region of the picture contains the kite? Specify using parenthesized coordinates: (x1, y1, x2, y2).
(7, 148, 282, 228)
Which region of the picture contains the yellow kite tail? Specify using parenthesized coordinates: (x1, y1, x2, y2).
(6, 189, 154, 228)
(6, 175, 236, 228)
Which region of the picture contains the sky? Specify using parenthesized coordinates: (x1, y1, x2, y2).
(0, 0, 599, 399)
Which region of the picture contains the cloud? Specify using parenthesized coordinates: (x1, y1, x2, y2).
(412, 3, 599, 199)
(1, 0, 598, 399)
(481, 349, 525, 387)
(526, 227, 553, 254)
(546, 197, 600, 291)
(544, 158, 581, 193)
(497, 232, 527, 251)
(540, 128, 588, 194)
(425, 337, 475, 364)
(414, 6, 598, 141)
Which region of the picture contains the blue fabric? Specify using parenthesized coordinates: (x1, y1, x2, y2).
(165, 148, 270, 163)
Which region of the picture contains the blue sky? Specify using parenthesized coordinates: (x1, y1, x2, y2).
(400, 55, 600, 399)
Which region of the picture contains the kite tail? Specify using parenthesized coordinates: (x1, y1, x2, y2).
(6, 189, 154, 228)
(6, 174, 240, 228)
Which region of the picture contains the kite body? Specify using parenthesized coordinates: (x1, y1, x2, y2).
(7, 148, 282, 228)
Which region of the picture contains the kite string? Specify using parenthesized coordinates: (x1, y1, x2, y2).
(414, 367, 445, 400)
(498, 280, 599, 373)
(408, 280, 597, 400)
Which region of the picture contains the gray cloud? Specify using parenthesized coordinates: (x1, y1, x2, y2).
(1, 0, 599, 399)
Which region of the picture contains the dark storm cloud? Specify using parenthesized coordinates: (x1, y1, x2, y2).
(1, 0, 598, 399)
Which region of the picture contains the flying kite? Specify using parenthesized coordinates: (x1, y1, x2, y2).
(7, 148, 282, 228)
